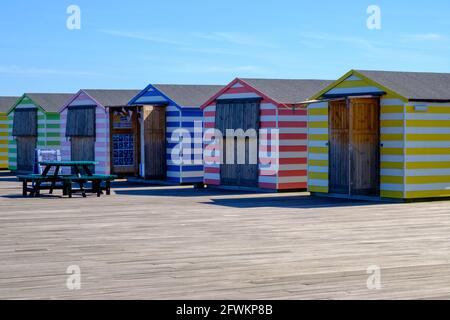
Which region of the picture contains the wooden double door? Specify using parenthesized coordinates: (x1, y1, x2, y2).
(329, 98, 380, 196)
(17, 137, 37, 172)
(216, 100, 260, 187)
(142, 106, 166, 180)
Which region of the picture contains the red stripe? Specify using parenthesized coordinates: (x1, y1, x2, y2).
(278, 109, 307, 116)
(260, 109, 276, 116)
(278, 182, 307, 190)
(204, 123, 215, 128)
(278, 170, 307, 177)
(260, 121, 276, 128)
(279, 122, 307, 128)
(259, 182, 277, 190)
(280, 158, 307, 165)
(204, 111, 216, 117)
(205, 179, 220, 186)
(280, 133, 308, 140)
(205, 167, 220, 174)
(279, 145, 307, 152)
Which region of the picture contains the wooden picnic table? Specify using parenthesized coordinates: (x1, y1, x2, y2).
(18, 161, 117, 198)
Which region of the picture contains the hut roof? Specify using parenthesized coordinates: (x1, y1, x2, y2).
(152, 85, 224, 107)
(26, 93, 74, 112)
(83, 89, 141, 107)
(356, 70, 450, 101)
(0, 96, 19, 113)
(240, 78, 334, 104)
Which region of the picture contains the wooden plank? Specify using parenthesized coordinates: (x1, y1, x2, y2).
(16, 137, 36, 172)
(143, 106, 166, 180)
(349, 98, 380, 196)
(71, 137, 95, 174)
(329, 99, 349, 194)
(13, 109, 37, 137)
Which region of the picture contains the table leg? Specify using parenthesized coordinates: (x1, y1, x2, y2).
(22, 180, 27, 197)
(106, 181, 111, 196)
(50, 166, 60, 195)
(84, 165, 93, 176)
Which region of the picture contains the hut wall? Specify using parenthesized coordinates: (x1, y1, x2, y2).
(60, 92, 110, 175)
(0, 112, 8, 169)
(8, 96, 60, 171)
(203, 81, 308, 190)
(403, 102, 450, 199)
(307, 74, 407, 199)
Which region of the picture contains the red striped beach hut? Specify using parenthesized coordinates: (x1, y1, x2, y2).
(201, 78, 332, 191)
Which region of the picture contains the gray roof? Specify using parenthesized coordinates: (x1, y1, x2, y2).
(84, 89, 141, 107)
(0, 96, 19, 112)
(154, 84, 224, 107)
(357, 70, 450, 101)
(26, 93, 74, 112)
(241, 78, 334, 103)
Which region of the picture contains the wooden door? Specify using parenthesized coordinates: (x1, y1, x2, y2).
(216, 101, 260, 187)
(143, 106, 166, 180)
(71, 137, 95, 174)
(329, 100, 349, 194)
(16, 137, 36, 172)
(349, 98, 380, 196)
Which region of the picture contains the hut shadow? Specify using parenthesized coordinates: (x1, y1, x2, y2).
(203, 195, 384, 209)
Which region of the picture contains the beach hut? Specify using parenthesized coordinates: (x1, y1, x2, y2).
(0, 97, 19, 170)
(127, 84, 223, 184)
(307, 69, 450, 200)
(8, 93, 73, 172)
(201, 78, 332, 191)
(60, 90, 140, 175)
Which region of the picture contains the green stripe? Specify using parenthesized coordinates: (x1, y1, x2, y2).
(46, 114, 60, 121)
(45, 132, 60, 138)
(46, 141, 60, 146)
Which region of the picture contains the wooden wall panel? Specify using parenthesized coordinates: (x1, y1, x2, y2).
(143, 106, 166, 180)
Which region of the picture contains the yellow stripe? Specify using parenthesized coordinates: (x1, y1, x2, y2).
(309, 172, 328, 180)
(309, 160, 328, 167)
(407, 176, 450, 184)
(381, 106, 404, 114)
(381, 162, 404, 169)
(309, 108, 328, 116)
(309, 186, 328, 193)
(406, 106, 450, 114)
(309, 147, 328, 154)
(309, 122, 328, 128)
(381, 176, 404, 184)
(381, 148, 403, 155)
(406, 134, 450, 141)
(406, 162, 450, 169)
(407, 120, 450, 127)
(0, 148, 8, 153)
(309, 134, 328, 141)
(381, 190, 404, 199)
(406, 190, 450, 199)
(406, 148, 450, 155)
(0, 132, 8, 137)
(335, 80, 371, 89)
(381, 120, 403, 127)
(381, 134, 404, 141)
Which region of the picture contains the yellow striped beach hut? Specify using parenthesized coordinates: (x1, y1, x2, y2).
(0, 97, 19, 170)
(307, 69, 450, 200)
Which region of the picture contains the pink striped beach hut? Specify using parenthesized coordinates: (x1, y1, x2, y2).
(201, 78, 332, 191)
(59, 90, 140, 175)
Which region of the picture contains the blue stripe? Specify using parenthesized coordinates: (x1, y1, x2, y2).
(181, 177, 203, 183)
(181, 165, 203, 172)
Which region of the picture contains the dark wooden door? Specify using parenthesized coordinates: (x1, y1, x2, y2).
(17, 137, 36, 172)
(349, 98, 380, 196)
(216, 101, 260, 187)
(71, 137, 95, 174)
(329, 100, 349, 194)
(143, 106, 166, 180)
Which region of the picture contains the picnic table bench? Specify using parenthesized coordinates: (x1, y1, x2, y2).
(18, 161, 117, 198)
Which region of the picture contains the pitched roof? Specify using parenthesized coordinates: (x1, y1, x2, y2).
(26, 93, 74, 112)
(153, 84, 224, 107)
(356, 70, 450, 101)
(83, 89, 141, 107)
(241, 78, 334, 104)
(0, 96, 19, 113)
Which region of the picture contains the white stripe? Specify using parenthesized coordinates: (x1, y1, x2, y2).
(308, 116, 327, 122)
(405, 183, 450, 191)
(406, 114, 450, 120)
(308, 102, 328, 109)
(381, 155, 404, 162)
(406, 127, 450, 134)
(328, 86, 384, 95)
(309, 166, 328, 173)
(280, 164, 307, 171)
(308, 179, 328, 187)
(309, 153, 328, 161)
(259, 175, 277, 184)
(406, 141, 450, 148)
(381, 113, 403, 121)
(406, 155, 450, 162)
(308, 128, 328, 135)
(381, 183, 403, 191)
(69, 99, 96, 106)
(406, 169, 450, 176)
(382, 141, 404, 148)
(381, 169, 404, 176)
(381, 127, 403, 134)
(204, 173, 220, 180)
(278, 176, 307, 183)
(381, 99, 405, 106)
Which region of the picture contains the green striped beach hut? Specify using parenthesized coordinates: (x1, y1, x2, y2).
(7, 93, 73, 172)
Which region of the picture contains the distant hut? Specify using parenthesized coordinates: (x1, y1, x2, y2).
(0, 97, 19, 169)
(127, 84, 223, 184)
(8, 93, 73, 172)
(201, 78, 332, 191)
(59, 90, 140, 175)
(307, 69, 450, 200)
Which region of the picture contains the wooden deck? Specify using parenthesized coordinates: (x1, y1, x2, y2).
(1, 172, 450, 300)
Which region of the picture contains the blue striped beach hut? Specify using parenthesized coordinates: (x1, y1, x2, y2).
(128, 84, 223, 184)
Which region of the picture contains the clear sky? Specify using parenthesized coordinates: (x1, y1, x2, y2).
(0, 0, 449, 95)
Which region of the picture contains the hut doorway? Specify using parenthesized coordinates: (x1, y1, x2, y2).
(13, 108, 38, 172)
(71, 137, 95, 173)
(329, 98, 380, 196)
(216, 100, 260, 187)
(110, 108, 140, 176)
(142, 105, 166, 180)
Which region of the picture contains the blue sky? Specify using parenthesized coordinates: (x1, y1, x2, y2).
(0, 0, 449, 95)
